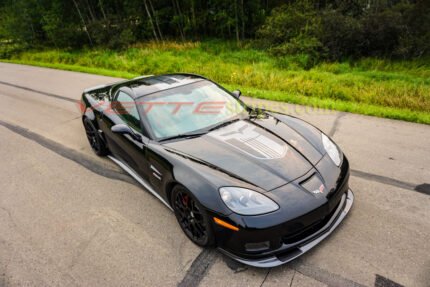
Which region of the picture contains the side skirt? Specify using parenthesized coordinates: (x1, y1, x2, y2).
(108, 155, 173, 212)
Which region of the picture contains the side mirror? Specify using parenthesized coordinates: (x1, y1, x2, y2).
(232, 90, 241, 99)
(111, 124, 142, 142)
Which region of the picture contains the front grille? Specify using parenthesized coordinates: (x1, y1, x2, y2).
(282, 200, 341, 244)
(281, 156, 349, 245)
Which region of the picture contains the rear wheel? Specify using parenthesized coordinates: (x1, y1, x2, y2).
(171, 185, 215, 247)
(83, 117, 108, 156)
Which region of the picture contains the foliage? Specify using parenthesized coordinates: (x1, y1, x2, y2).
(320, 10, 363, 60)
(0, 0, 428, 61)
(257, 1, 324, 66)
(258, 0, 430, 62)
(0, 1, 429, 124)
(257, 1, 320, 45)
(3, 41, 430, 124)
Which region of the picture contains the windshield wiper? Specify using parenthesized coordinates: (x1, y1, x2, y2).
(159, 131, 207, 142)
(248, 107, 266, 119)
(208, 118, 240, 132)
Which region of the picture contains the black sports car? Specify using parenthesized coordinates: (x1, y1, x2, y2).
(81, 73, 353, 267)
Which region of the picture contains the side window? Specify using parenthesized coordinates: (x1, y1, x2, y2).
(114, 91, 141, 131)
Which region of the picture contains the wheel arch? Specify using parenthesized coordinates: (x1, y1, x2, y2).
(82, 113, 109, 155)
(165, 180, 180, 207)
(83, 107, 96, 123)
(167, 163, 233, 216)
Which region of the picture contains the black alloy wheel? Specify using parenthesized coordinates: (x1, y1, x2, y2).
(83, 118, 108, 156)
(172, 185, 214, 247)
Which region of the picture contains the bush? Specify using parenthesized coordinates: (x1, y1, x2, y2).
(395, 1, 430, 58)
(361, 9, 406, 57)
(257, 1, 323, 67)
(320, 11, 363, 60)
(257, 1, 430, 61)
(270, 35, 323, 69)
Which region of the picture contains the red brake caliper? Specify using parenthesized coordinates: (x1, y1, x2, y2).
(182, 194, 189, 207)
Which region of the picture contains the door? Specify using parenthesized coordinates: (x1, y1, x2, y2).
(101, 90, 149, 179)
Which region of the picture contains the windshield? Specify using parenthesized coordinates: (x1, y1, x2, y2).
(140, 81, 247, 140)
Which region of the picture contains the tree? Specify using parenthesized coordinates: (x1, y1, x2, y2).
(0, 0, 427, 59)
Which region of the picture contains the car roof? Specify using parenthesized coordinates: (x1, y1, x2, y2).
(112, 73, 207, 99)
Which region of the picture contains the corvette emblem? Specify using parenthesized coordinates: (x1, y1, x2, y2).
(311, 184, 325, 194)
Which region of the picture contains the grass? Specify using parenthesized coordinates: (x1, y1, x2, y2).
(1, 40, 429, 124)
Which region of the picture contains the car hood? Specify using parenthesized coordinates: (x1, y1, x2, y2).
(163, 116, 325, 191)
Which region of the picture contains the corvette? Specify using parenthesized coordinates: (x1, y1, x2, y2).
(81, 73, 353, 267)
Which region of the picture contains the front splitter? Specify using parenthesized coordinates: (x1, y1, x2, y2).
(218, 189, 355, 268)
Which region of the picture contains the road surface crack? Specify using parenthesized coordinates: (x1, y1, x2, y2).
(260, 268, 271, 287)
(177, 249, 217, 287)
(329, 112, 346, 137)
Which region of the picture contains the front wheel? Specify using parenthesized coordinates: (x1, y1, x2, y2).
(83, 117, 108, 156)
(171, 185, 215, 247)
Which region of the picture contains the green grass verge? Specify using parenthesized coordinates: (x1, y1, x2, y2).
(0, 59, 139, 79)
(2, 41, 429, 124)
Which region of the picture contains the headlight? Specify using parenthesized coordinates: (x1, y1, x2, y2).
(322, 133, 341, 166)
(219, 187, 279, 215)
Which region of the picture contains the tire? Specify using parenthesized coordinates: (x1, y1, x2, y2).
(83, 117, 109, 156)
(171, 185, 215, 247)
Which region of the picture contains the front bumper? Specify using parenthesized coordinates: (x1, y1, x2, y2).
(218, 188, 354, 268)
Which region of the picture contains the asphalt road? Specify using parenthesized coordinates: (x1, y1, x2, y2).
(0, 62, 429, 287)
